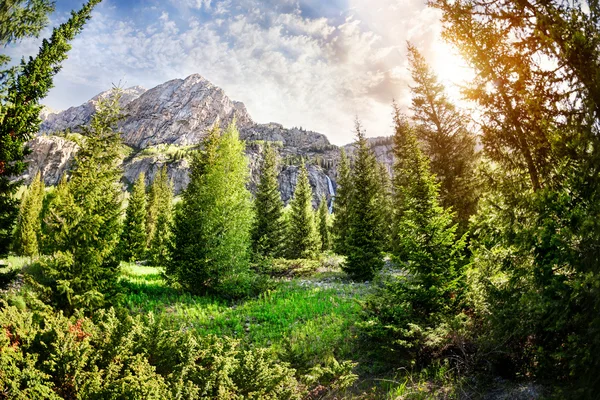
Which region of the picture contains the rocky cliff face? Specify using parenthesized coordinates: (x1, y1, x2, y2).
(40, 86, 147, 134)
(120, 75, 254, 148)
(24, 74, 345, 206)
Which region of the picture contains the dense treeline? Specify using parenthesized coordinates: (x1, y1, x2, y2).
(2, 0, 600, 398)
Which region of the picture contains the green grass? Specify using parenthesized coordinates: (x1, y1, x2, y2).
(120, 263, 365, 366)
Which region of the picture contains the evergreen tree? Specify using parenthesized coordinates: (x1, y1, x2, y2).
(375, 162, 393, 252)
(317, 194, 330, 252)
(14, 171, 45, 257)
(407, 43, 479, 232)
(0, 0, 100, 257)
(147, 167, 173, 267)
(286, 163, 321, 259)
(332, 148, 352, 254)
(120, 173, 147, 262)
(391, 106, 465, 316)
(431, 1, 600, 388)
(343, 121, 384, 280)
(37, 92, 124, 312)
(168, 123, 254, 297)
(251, 143, 285, 258)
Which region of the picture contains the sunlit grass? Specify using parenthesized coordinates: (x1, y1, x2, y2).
(119, 263, 365, 365)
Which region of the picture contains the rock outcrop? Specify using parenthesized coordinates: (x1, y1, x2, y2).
(23, 74, 347, 205)
(40, 86, 147, 134)
(20, 136, 80, 185)
(120, 75, 254, 148)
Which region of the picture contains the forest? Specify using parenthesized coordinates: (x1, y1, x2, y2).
(1, 0, 600, 398)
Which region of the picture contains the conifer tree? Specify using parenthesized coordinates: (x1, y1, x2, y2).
(375, 162, 393, 251)
(343, 121, 384, 280)
(318, 194, 330, 252)
(286, 163, 321, 259)
(251, 143, 285, 258)
(332, 149, 352, 255)
(148, 167, 173, 267)
(391, 107, 465, 315)
(407, 43, 479, 231)
(168, 123, 254, 297)
(14, 171, 45, 257)
(0, 0, 100, 256)
(120, 173, 147, 262)
(38, 92, 124, 312)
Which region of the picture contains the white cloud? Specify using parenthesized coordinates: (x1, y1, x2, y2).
(9, 0, 465, 145)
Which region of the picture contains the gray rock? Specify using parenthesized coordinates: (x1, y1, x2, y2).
(23, 74, 396, 206)
(40, 86, 146, 134)
(20, 136, 79, 185)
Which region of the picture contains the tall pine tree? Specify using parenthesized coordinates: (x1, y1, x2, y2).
(147, 167, 173, 267)
(120, 173, 147, 262)
(343, 121, 384, 280)
(14, 171, 45, 257)
(168, 123, 254, 297)
(286, 163, 321, 259)
(251, 143, 285, 258)
(37, 91, 124, 312)
(332, 148, 352, 255)
(391, 106, 465, 316)
(0, 0, 100, 257)
(407, 43, 479, 232)
(375, 162, 393, 252)
(318, 194, 330, 252)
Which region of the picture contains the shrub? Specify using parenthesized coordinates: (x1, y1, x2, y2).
(0, 302, 304, 399)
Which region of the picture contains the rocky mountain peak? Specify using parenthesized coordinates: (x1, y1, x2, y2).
(118, 74, 255, 148)
(40, 85, 147, 134)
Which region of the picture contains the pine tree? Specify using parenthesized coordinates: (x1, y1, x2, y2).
(332, 149, 352, 255)
(168, 123, 254, 297)
(407, 43, 479, 232)
(251, 143, 285, 258)
(375, 162, 393, 252)
(343, 121, 384, 280)
(38, 91, 124, 312)
(120, 173, 147, 262)
(0, 0, 100, 257)
(391, 106, 465, 316)
(286, 163, 321, 259)
(318, 194, 330, 252)
(14, 171, 45, 257)
(147, 167, 173, 267)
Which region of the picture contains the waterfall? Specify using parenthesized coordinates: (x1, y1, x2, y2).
(325, 175, 335, 213)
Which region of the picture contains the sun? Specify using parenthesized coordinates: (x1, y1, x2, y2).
(429, 40, 475, 103)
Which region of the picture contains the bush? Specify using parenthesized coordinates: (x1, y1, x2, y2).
(263, 258, 320, 278)
(0, 302, 304, 399)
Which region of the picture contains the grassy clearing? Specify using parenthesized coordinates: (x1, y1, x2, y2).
(120, 263, 366, 366)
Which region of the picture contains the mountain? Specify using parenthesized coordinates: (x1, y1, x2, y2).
(24, 74, 345, 206)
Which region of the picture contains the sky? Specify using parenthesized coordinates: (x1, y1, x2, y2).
(6, 0, 473, 145)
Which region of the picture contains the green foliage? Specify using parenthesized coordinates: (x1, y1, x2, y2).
(286, 163, 321, 259)
(120, 173, 147, 262)
(0, 1, 54, 46)
(0, 302, 303, 399)
(431, 0, 600, 393)
(147, 167, 173, 267)
(343, 121, 385, 281)
(332, 149, 351, 254)
(252, 143, 286, 258)
(13, 171, 44, 256)
(0, 0, 100, 256)
(168, 123, 255, 298)
(261, 258, 320, 278)
(407, 43, 479, 232)
(375, 162, 393, 251)
(362, 108, 466, 362)
(317, 195, 330, 252)
(33, 92, 124, 313)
